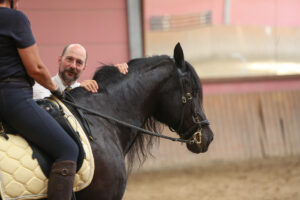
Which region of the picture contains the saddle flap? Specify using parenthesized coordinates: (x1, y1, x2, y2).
(0, 97, 95, 200)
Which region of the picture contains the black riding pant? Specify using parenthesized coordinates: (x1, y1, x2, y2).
(0, 81, 78, 163)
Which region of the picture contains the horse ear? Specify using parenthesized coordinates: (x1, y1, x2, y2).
(173, 43, 186, 71)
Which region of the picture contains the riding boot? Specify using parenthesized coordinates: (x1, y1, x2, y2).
(47, 160, 76, 200)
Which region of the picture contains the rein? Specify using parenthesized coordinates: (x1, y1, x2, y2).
(61, 98, 196, 144)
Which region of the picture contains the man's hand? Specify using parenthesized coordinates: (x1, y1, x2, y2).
(80, 80, 99, 93)
(51, 88, 63, 99)
(115, 63, 129, 74)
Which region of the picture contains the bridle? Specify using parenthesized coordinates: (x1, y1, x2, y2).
(169, 65, 209, 145)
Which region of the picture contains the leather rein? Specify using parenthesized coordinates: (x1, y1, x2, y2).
(61, 97, 195, 144)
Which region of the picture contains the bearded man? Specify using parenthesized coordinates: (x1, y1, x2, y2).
(33, 43, 128, 99)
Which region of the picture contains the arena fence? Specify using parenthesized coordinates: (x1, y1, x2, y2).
(134, 89, 300, 171)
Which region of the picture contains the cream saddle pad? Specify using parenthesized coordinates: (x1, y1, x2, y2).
(0, 96, 95, 200)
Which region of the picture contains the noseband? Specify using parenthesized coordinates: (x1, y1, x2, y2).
(169, 67, 209, 145)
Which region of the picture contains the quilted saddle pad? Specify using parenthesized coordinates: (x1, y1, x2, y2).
(0, 96, 95, 200)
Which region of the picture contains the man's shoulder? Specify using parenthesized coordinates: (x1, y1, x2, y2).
(72, 82, 81, 88)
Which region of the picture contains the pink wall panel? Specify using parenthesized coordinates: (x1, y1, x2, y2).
(144, 0, 300, 29)
(20, 0, 125, 10)
(277, 0, 300, 27)
(231, 0, 276, 26)
(28, 11, 127, 44)
(144, 0, 224, 30)
(231, 0, 300, 27)
(20, 0, 129, 81)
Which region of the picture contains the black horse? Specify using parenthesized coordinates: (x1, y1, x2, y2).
(63, 43, 213, 200)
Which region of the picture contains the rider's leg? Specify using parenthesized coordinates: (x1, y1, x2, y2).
(0, 82, 78, 200)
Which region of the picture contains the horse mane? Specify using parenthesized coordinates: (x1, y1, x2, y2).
(126, 117, 162, 172)
(92, 55, 171, 93)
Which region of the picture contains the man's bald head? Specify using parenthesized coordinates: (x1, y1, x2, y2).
(61, 44, 88, 64)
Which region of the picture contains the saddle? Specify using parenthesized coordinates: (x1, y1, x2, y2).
(35, 98, 86, 175)
(0, 96, 95, 200)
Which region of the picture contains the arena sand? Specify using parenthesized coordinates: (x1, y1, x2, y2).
(123, 157, 300, 200)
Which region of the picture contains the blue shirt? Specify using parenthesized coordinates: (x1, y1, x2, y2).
(0, 7, 36, 81)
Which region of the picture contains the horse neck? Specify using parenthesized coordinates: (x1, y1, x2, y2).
(107, 63, 174, 126)
(69, 62, 174, 157)
(103, 62, 174, 157)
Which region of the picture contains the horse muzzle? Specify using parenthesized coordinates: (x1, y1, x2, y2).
(186, 128, 213, 153)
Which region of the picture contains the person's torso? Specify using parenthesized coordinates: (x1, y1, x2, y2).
(0, 7, 35, 81)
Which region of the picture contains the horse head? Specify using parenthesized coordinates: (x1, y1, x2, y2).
(153, 43, 214, 153)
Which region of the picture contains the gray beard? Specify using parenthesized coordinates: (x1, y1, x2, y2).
(60, 70, 78, 86)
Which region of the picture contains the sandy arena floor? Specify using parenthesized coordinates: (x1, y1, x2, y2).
(123, 157, 300, 200)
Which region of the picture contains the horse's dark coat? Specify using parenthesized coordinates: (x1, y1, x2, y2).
(62, 44, 213, 200)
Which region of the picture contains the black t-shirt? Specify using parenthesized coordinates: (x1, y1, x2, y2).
(0, 7, 36, 81)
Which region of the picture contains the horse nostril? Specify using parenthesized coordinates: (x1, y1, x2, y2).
(192, 115, 200, 124)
